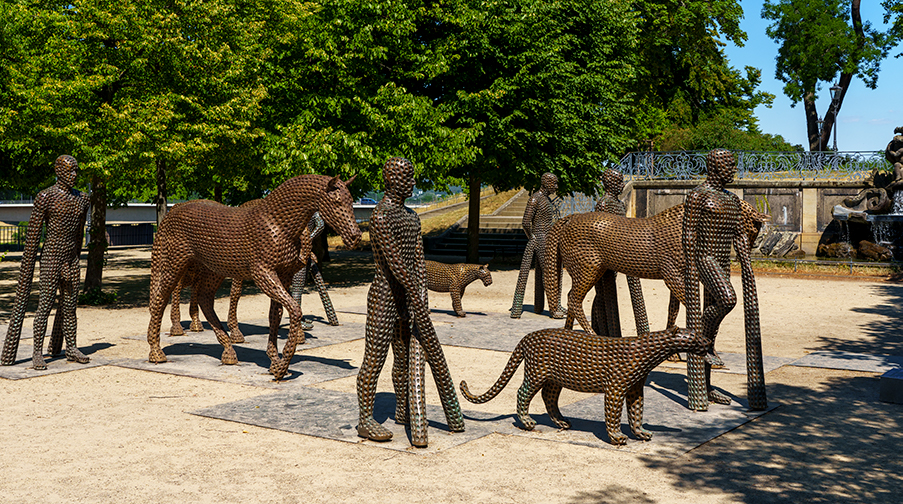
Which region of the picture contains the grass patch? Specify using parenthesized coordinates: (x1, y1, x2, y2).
(736, 258, 901, 279)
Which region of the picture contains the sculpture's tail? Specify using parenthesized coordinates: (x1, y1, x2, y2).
(460, 342, 524, 404)
(543, 217, 570, 317)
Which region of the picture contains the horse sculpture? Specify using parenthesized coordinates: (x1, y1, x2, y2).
(543, 200, 766, 335)
(146, 174, 361, 381)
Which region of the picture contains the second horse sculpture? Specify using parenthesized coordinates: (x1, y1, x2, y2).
(146, 174, 361, 381)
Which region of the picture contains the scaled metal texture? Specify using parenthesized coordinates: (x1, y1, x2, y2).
(357, 157, 464, 447)
(683, 149, 766, 411)
(146, 174, 360, 381)
(424, 260, 492, 317)
(511, 172, 561, 318)
(291, 211, 340, 326)
(2, 155, 90, 370)
(460, 326, 707, 445)
(590, 169, 648, 338)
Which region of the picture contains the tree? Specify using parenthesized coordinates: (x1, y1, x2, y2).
(2, 1, 281, 292)
(763, 0, 903, 151)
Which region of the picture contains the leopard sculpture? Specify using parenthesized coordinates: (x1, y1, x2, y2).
(460, 326, 708, 445)
(424, 260, 492, 317)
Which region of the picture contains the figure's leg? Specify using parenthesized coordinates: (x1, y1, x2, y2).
(601, 270, 621, 337)
(227, 279, 245, 343)
(60, 262, 88, 364)
(626, 381, 651, 441)
(510, 239, 536, 318)
(30, 266, 60, 370)
(626, 276, 649, 336)
(194, 271, 237, 366)
(687, 257, 736, 410)
(590, 280, 607, 336)
(357, 281, 396, 441)
(533, 253, 545, 314)
(48, 292, 64, 356)
(541, 383, 570, 429)
(391, 314, 410, 424)
(603, 389, 627, 445)
(666, 293, 683, 362)
(304, 256, 339, 326)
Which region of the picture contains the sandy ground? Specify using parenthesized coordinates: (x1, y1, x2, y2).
(1, 247, 902, 503)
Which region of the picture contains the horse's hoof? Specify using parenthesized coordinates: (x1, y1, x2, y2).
(221, 349, 238, 365)
(148, 350, 168, 364)
(229, 332, 245, 344)
(169, 326, 185, 336)
(189, 322, 204, 332)
(32, 357, 48, 371)
(65, 349, 90, 364)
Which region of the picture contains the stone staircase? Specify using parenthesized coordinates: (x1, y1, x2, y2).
(424, 190, 531, 260)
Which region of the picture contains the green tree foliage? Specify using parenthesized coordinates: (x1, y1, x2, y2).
(655, 110, 803, 152)
(763, 0, 902, 151)
(632, 0, 775, 149)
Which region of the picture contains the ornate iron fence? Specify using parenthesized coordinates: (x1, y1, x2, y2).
(616, 150, 891, 181)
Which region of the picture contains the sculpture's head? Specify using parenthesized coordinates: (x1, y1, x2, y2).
(478, 264, 492, 287)
(319, 174, 361, 250)
(383, 157, 415, 202)
(601, 169, 624, 197)
(540, 172, 558, 195)
(706, 149, 736, 187)
(54, 155, 78, 190)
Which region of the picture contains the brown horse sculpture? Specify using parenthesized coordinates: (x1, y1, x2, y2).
(543, 200, 766, 334)
(146, 175, 360, 381)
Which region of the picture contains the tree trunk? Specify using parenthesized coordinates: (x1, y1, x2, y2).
(806, 1, 860, 151)
(466, 171, 481, 264)
(214, 183, 223, 203)
(83, 175, 107, 293)
(155, 159, 168, 227)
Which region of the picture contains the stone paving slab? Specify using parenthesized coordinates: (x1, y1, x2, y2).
(788, 351, 903, 373)
(117, 320, 365, 388)
(191, 369, 776, 458)
(658, 352, 796, 376)
(0, 339, 115, 380)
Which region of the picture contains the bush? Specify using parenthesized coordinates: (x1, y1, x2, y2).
(78, 287, 118, 306)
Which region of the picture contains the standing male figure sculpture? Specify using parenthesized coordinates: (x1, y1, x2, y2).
(683, 149, 766, 411)
(2, 155, 91, 369)
(511, 172, 560, 318)
(357, 157, 465, 447)
(591, 169, 649, 338)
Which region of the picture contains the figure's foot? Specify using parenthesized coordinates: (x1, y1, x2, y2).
(148, 348, 168, 364)
(708, 389, 731, 405)
(411, 429, 428, 448)
(357, 418, 392, 442)
(65, 348, 90, 364)
(220, 347, 238, 365)
(455, 312, 466, 318)
(301, 318, 313, 331)
(169, 325, 185, 337)
(550, 308, 566, 319)
(32, 354, 47, 371)
(632, 427, 653, 441)
(269, 358, 288, 381)
(510, 307, 522, 319)
(229, 331, 245, 344)
(189, 320, 204, 332)
(607, 430, 628, 446)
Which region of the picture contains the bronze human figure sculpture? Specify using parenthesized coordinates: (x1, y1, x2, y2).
(591, 169, 649, 338)
(357, 157, 464, 447)
(424, 260, 492, 317)
(460, 326, 708, 445)
(2, 155, 91, 370)
(683, 149, 766, 411)
(511, 172, 561, 318)
(291, 211, 340, 326)
(146, 174, 360, 381)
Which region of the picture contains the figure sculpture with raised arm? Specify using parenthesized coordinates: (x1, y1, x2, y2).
(2, 155, 91, 370)
(356, 157, 464, 447)
(683, 149, 766, 411)
(511, 172, 561, 318)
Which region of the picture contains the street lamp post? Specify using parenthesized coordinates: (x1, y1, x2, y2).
(829, 82, 843, 151)
(817, 116, 824, 152)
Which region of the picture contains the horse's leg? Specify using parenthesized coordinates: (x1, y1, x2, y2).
(266, 298, 283, 364)
(169, 275, 185, 336)
(566, 267, 598, 334)
(148, 254, 189, 364)
(601, 270, 621, 337)
(187, 281, 203, 332)
(227, 279, 245, 343)
(253, 267, 304, 381)
(194, 271, 237, 365)
(626, 276, 648, 335)
(666, 293, 683, 361)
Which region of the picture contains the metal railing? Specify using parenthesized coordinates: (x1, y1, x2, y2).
(617, 150, 891, 181)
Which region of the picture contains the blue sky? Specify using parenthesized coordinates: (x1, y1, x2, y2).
(724, 1, 902, 151)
